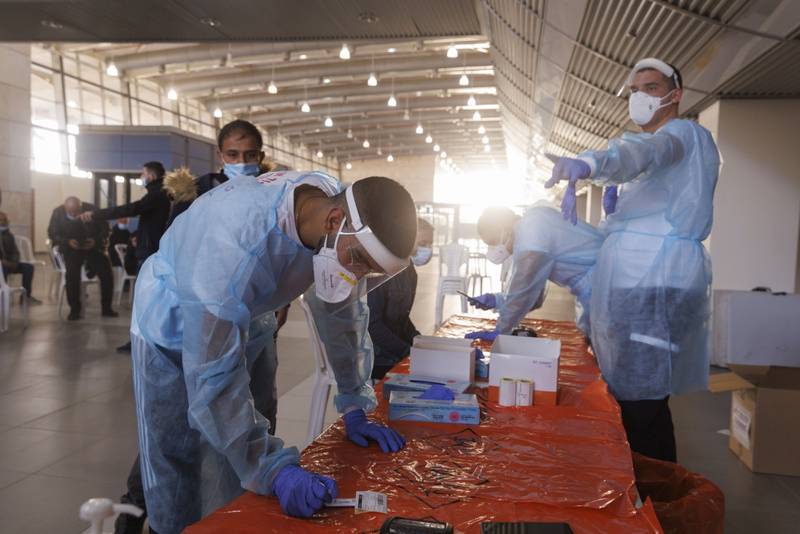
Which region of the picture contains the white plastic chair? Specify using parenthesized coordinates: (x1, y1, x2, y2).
(6, 235, 45, 295)
(112, 244, 136, 307)
(0, 263, 28, 332)
(435, 242, 470, 328)
(467, 251, 492, 295)
(298, 295, 337, 447)
(51, 246, 98, 319)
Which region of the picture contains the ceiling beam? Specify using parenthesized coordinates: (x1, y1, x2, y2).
(210, 74, 497, 111)
(248, 95, 499, 124)
(166, 52, 491, 94)
(294, 124, 503, 144)
(271, 109, 501, 136)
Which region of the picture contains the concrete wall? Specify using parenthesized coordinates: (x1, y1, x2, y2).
(0, 44, 31, 240)
(699, 99, 800, 293)
(340, 154, 435, 203)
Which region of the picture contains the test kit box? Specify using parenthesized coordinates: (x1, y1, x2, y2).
(712, 290, 800, 367)
(488, 335, 560, 405)
(410, 335, 475, 383)
(382, 373, 471, 400)
(710, 366, 800, 476)
(388, 390, 480, 425)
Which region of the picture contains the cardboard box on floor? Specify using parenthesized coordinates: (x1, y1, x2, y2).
(709, 365, 800, 476)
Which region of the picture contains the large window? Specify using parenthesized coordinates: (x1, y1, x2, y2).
(30, 44, 339, 177)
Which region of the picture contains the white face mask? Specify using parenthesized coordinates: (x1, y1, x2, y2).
(411, 246, 432, 266)
(313, 220, 359, 303)
(628, 89, 676, 126)
(486, 244, 511, 265)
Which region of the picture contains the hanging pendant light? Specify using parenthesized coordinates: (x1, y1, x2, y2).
(478, 125, 486, 134)
(447, 44, 458, 58)
(324, 116, 333, 127)
(459, 74, 469, 86)
(415, 123, 424, 135)
(472, 110, 481, 121)
(425, 134, 433, 144)
(213, 107, 222, 118)
(339, 43, 351, 60)
(467, 95, 476, 107)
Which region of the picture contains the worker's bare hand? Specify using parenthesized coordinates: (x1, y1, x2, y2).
(78, 211, 94, 222)
(68, 239, 81, 250)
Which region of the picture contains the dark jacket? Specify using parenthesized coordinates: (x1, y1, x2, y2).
(367, 264, 420, 373)
(0, 229, 20, 264)
(48, 202, 109, 253)
(93, 178, 170, 261)
(167, 172, 229, 229)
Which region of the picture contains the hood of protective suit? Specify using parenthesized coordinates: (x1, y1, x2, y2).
(164, 167, 198, 203)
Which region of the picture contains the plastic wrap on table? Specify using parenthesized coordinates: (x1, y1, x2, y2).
(186, 317, 664, 534)
(632, 453, 724, 534)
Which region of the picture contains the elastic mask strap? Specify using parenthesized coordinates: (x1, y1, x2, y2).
(327, 218, 347, 251)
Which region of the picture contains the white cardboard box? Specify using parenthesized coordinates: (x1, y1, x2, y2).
(488, 335, 561, 405)
(410, 336, 475, 383)
(713, 290, 800, 368)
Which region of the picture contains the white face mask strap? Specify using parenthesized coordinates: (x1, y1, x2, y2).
(326, 218, 346, 250)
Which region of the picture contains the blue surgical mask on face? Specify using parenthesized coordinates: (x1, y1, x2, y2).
(223, 162, 260, 178)
(411, 246, 433, 266)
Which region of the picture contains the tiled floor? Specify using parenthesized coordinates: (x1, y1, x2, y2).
(0, 258, 798, 533)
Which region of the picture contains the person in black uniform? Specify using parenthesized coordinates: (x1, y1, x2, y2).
(47, 197, 117, 320)
(0, 211, 41, 304)
(81, 161, 171, 352)
(369, 218, 435, 379)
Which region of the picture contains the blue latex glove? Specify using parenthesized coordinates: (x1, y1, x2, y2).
(272, 464, 338, 518)
(544, 157, 591, 188)
(465, 329, 499, 342)
(418, 384, 456, 401)
(603, 185, 618, 215)
(343, 408, 406, 453)
(561, 181, 578, 225)
(468, 293, 496, 310)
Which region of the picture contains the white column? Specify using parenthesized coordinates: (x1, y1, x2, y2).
(0, 44, 32, 239)
(699, 99, 800, 293)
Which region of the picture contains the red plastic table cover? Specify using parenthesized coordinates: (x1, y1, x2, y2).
(186, 316, 663, 534)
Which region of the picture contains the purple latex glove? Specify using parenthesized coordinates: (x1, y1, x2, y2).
(272, 464, 338, 518)
(561, 181, 578, 225)
(467, 293, 496, 310)
(465, 329, 499, 342)
(544, 157, 591, 188)
(418, 384, 456, 401)
(343, 408, 405, 453)
(603, 185, 618, 215)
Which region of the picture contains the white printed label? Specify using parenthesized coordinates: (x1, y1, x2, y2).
(355, 491, 388, 514)
(731, 399, 752, 450)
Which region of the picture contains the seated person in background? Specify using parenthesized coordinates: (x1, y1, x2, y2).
(465, 203, 603, 341)
(108, 218, 138, 276)
(0, 211, 41, 304)
(47, 197, 117, 320)
(368, 218, 434, 379)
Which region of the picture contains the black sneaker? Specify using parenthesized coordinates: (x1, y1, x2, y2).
(116, 341, 132, 353)
(102, 309, 120, 318)
(67, 310, 81, 321)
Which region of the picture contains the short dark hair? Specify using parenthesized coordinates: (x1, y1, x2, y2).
(143, 161, 165, 180)
(665, 62, 683, 90)
(217, 119, 263, 150)
(417, 218, 434, 234)
(348, 176, 417, 259)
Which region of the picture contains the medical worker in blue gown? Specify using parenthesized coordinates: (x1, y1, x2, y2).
(464, 202, 604, 339)
(130, 171, 417, 534)
(545, 58, 720, 462)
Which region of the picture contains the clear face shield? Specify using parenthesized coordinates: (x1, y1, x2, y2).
(312, 186, 410, 312)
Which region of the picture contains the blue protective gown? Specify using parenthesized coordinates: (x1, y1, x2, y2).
(578, 118, 720, 401)
(130, 171, 377, 534)
(493, 203, 604, 335)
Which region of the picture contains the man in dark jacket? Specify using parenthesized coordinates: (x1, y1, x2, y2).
(0, 211, 41, 303)
(369, 219, 434, 379)
(48, 197, 117, 320)
(80, 161, 170, 270)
